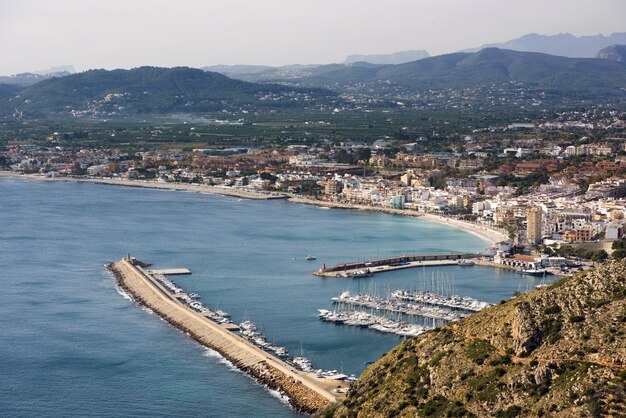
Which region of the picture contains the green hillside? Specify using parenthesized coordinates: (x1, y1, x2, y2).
(0, 66, 333, 117)
(378, 48, 626, 93)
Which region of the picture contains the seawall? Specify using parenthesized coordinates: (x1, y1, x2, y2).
(108, 258, 343, 414)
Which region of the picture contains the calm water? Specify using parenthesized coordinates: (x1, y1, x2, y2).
(0, 178, 551, 417)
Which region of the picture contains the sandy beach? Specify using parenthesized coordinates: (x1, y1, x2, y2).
(0, 171, 286, 200)
(289, 196, 508, 246)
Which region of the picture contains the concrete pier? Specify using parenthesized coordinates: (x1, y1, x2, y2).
(314, 252, 481, 278)
(109, 258, 347, 413)
(148, 268, 191, 275)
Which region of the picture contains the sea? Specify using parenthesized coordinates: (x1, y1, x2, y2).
(0, 178, 554, 417)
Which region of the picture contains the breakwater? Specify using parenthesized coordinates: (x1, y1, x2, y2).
(108, 258, 345, 414)
(314, 252, 481, 277)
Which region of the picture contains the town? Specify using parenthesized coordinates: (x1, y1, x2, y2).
(3, 110, 626, 273)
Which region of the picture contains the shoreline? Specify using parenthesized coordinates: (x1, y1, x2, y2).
(1, 171, 507, 246)
(0, 171, 286, 200)
(288, 196, 508, 247)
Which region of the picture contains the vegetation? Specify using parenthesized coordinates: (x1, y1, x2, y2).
(0, 67, 334, 117)
(325, 259, 626, 417)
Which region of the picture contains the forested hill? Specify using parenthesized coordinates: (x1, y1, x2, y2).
(0, 66, 334, 117)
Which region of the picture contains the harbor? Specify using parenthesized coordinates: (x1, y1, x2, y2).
(319, 284, 493, 336)
(108, 256, 350, 414)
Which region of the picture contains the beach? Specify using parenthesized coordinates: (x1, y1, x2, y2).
(0, 171, 286, 200)
(289, 196, 508, 246)
(1, 171, 507, 246)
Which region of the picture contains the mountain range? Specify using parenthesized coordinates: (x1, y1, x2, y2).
(252, 48, 626, 98)
(463, 32, 626, 58)
(1, 48, 625, 118)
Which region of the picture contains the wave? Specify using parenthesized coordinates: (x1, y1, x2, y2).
(115, 285, 134, 302)
(202, 348, 242, 373)
(201, 349, 293, 408)
(267, 388, 292, 407)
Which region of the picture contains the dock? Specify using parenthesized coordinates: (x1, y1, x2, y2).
(109, 257, 347, 413)
(314, 252, 481, 278)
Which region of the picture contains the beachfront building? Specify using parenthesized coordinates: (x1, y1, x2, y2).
(527, 206, 543, 244)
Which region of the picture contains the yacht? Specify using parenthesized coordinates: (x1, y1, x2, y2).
(457, 259, 475, 266)
(305, 255, 317, 261)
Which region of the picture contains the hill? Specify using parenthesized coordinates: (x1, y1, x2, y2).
(377, 48, 626, 93)
(463, 32, 626, 58)
(0, 66, 334, 117)
(0, 83, 23, 98)
(597, 45, 626, 63)
(344, 50, 430, 65)
(277, 49, 626, 100)
(322, 259, 626, 417)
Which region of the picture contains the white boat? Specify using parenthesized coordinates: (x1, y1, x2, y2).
(305, 255, 317, 260)
(349, 269, 373, 278)
(457, 259, 474, 266)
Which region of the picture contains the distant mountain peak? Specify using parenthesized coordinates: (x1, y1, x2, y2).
(344, 50, 429, 65)
(463, 32, 626, 58)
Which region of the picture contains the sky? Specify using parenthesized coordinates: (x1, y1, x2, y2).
(1, 0, 625, 75)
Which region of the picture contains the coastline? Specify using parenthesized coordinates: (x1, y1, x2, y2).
(0, 171, 286, 200)
(1, 171, 507, 245)
(288, 196, 508, 246)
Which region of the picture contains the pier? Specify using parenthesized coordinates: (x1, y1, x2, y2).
(109, 257, 348, 414)
(314, 252, 481, 277)
(148, 268, 191, 275)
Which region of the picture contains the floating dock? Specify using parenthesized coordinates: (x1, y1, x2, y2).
(109, 257, 347, 413)
(314, 252, 481, 278)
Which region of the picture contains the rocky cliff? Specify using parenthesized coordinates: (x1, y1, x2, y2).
(322, 260, 626, 417)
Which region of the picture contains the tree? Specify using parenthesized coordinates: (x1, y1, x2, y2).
(612, 249, 626, 260)
(612, 239, 626, 250)
(591, 250, 608, 264)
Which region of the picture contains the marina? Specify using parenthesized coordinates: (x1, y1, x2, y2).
(320, 286, 492, 337)
(317, 309, 428, 337)
(390, 289, 492, 312)
(330, 291, 466, 322)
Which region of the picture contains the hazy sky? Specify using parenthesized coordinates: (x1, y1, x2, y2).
(1, 0, 625, 75)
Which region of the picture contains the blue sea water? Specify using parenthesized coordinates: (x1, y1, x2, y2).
(0, 178, 552, 417)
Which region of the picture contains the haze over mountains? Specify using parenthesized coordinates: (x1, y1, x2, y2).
(1, 47, 625, 119)
(201, 32, 626, 81)
(343, 50, 430, 65)
(1, 31, 626, 118)
(463, 32, 626, 58)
